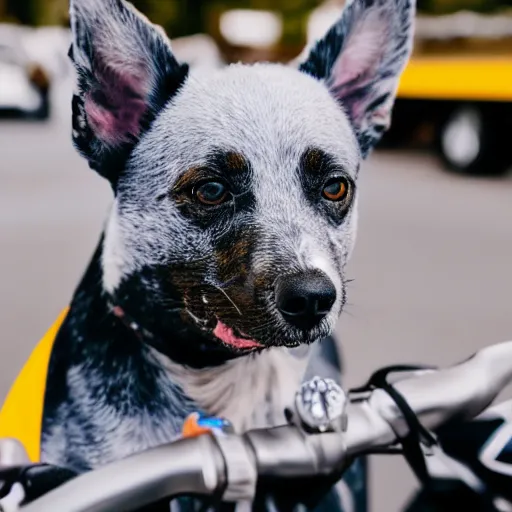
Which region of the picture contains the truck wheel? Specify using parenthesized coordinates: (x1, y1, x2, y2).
(31, 90, 51, 121)
(437, 105, 510, 176)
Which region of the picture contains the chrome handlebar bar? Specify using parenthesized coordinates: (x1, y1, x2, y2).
(19, 340, 512, 512)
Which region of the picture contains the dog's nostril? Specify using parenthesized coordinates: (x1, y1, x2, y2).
(316, 295, 335, 315)
(275, 271, 337, 330)
(279, 296, 309, 317)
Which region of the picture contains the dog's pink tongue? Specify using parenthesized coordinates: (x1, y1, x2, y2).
(213, 321, 262, 349)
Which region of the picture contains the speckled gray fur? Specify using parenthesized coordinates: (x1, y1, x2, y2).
(41, 0, 415, 510)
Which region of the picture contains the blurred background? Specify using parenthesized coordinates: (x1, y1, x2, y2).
(1, 0, 512, 511)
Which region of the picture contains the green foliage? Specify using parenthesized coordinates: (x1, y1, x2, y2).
(5, 0, 512, 31)
(36, 0, 68, 25)
(4, 0, 38, 24)
(207, 0, 321, 45)
(277, 0, 321, 45)
(418, 0, 512, 14)
(131, 0, 181, 35)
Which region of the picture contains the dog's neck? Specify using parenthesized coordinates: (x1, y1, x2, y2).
(97, 241, 243, 369)
(152, 346, 310, 431)
(67, 238, 312, 431)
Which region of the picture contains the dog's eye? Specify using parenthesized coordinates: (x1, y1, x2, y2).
(194, 181, 230, 206)
(322, 178, 349, 202)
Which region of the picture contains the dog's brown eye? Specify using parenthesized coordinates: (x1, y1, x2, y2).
(194, 181, 229, 206)
(322, 178, 349, 202)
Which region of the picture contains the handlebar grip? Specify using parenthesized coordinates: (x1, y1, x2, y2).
(20, 435, 226, 512)
(381, 341, 512, 431)
(344, 341, 512, 456)
(18, 340, 512, 512)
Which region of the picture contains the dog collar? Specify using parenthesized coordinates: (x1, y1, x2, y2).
(107, 302, 156, 343)
(106, 298, 243, 367)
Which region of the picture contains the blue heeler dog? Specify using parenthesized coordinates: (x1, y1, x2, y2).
(40, 0, 416, 509)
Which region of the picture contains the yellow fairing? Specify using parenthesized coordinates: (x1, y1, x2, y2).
(398, 57, 512, 102)
(0, 308, 68, 462)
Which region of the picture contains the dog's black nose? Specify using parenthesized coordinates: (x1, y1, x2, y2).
(275, 271, 336, 330)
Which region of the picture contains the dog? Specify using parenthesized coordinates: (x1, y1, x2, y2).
(34, 0, 416, 509)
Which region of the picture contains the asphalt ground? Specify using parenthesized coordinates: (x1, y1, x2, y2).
(1, 80, 511, 510)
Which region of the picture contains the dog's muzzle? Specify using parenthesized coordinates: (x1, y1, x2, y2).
(275, 270, 336, 331)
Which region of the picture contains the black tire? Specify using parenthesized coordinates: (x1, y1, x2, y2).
(379, 99, 423, 149)
(436, 104, 511, 177)
(404, 483, 500, 512)
(31, 92, 50, 121)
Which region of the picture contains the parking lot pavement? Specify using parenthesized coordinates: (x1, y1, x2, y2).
(1, 85, 511, 510)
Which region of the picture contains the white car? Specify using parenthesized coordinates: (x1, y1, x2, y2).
(0, 36, 50, 120)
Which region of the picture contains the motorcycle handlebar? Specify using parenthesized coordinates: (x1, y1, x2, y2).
(19, 340, 512, 512)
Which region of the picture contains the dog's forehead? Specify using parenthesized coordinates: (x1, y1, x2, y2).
(151, 63, 360, 175)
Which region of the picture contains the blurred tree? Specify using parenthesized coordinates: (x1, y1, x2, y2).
(276, 0, 321, 45)
(207, 0, 321, 46)
(418, 0, 512, 13)
(5, 0, 37, 24)
(2, 0, 195, 34)
(131, 0, 182, 36)
(3, 0, 512, 31)
(3, 0, 67, 25)
(36, 0, 69, 25)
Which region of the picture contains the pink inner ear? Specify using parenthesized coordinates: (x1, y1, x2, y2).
(84, 60, 150, 147)
(329, 11, 389, 123)
(333, 26, 387, 85)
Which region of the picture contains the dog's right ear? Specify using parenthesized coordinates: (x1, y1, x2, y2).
(298, 0, 415, 159)
(69, 0, 189, 186)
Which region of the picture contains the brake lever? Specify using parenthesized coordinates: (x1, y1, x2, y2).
(0, 464, 79, 511)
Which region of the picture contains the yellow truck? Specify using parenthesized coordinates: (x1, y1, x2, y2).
(388, 12, 512, 175)
(216, 6, 512, 176)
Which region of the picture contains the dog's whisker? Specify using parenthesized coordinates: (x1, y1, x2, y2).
(185, 309, 208, 325)
(216, 276, 240, 289)
(210, 285, 243, 316)
(341, 308, 356, 319)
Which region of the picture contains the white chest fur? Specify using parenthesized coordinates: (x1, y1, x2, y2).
(153, 347, 311, 432)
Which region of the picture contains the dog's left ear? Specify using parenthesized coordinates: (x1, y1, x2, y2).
(69, 0, 189, 185)
(299, 0, 415, 158)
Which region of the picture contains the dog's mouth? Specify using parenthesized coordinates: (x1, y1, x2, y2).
(178, 277, 339, 353)
(212, 320, 264, 351)
(183, 308, 265, 353)
(184, 307, 330, 354)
